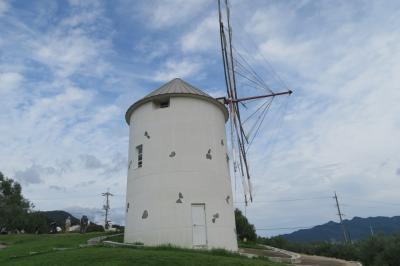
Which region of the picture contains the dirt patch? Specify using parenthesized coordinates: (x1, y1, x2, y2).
(0, 244, 7, 249)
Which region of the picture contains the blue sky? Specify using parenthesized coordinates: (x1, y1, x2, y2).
(1, 0, 400, 237)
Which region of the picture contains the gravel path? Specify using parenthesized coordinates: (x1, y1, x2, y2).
(299, 254, 360, 266)
(242, 247, 362, 266)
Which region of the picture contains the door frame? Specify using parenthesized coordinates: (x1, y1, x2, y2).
(191, 203, 208, 248)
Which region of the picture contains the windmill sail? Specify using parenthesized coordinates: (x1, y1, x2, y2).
(217, 0, 292, 205)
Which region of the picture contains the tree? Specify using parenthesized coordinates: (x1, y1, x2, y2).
(0, 171, 31, 232)
(23, 212, 50, 234)
(234, 208, 257, 241)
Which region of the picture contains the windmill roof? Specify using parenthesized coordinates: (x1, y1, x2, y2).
(125, 78, 228, 124)
(144, 78, 211, 98)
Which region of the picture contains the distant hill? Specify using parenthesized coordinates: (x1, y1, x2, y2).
(40, 210, 80, 226)
(281, 216, 400, 243)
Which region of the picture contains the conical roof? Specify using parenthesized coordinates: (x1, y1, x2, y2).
(144, 78, 211, 98)
(125, 78, 228, 124)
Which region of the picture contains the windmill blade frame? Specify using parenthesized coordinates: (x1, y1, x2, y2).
(217, 0, 292, 206)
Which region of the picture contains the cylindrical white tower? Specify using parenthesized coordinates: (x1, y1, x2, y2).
(124, 78, 238, 251)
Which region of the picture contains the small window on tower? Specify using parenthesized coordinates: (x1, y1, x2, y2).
(153, 98, 170, 109)
(136, 145, 143, 168)
(159, 99, 170, 108)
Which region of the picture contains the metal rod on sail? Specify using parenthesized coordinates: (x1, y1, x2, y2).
(219, 0, 248, 204)
(225, 0, 248, 146)
(233, 110, 248, 205)
(223, 90, 292, 104)
(218, 0, 231, 98)
(224, 0, 253, 202)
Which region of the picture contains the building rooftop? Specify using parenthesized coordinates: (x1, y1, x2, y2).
(125, 78, 228, 124)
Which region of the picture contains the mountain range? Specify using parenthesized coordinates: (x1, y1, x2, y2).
(281, 216, 400, 243)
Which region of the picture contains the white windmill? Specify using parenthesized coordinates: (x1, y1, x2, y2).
(124, 78, 238, 250)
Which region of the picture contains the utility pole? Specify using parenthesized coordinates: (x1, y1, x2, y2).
(333, 191, 349, 244)
(102, 190, 113, 229)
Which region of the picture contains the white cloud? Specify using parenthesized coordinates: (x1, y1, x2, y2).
(133, 38, 170, 63)
(91, 105, 120, 125)
(74, 180, 96, 188)
(181, 13, 219, 53)
(34, 30, 109, 77)
(245, 5, 293, 39)
(139, 0, 210, 29)
(14, 164, 56, 186)
(0, 72, 23, 93)
(25, 86, 94, 125)
(68, 0, 101, 8)
(0, 0, 9, 16)
(61, 11, 99, 28)
(80, 154, 106, 169)
(15, 167, 42, 185)
(154, 58, 204, 82)
(258, 38, 314, 68)
(49, 185, 67, 192)
(0, 0, 129, 222)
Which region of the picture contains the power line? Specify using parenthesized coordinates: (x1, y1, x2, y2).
(30, 193, 125, 201)
(234, 196, 332, 204)
(345, 197, 400, 206)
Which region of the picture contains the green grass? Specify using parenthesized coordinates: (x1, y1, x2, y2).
(238, 241, 260, 248)
(0, 233, 284, 266)
(238, 241, 268, 250)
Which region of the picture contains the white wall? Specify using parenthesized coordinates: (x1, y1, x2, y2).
(124, 96, 238, 251)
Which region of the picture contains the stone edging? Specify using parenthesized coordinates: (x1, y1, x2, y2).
(258, 244, 301, 264)
(102, 240, 144, 248)
(80, 233, 123, 247)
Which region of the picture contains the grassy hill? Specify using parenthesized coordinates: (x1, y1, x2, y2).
(0, 233, 282, 266)
(40, 210, 80, 226)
